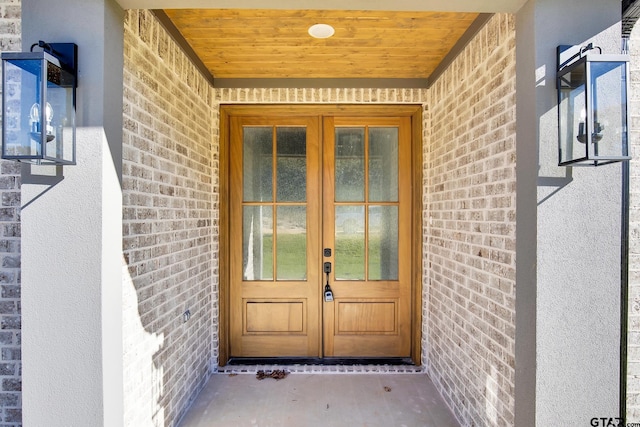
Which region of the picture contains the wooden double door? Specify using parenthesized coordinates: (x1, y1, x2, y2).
(229, 110, 413, 359)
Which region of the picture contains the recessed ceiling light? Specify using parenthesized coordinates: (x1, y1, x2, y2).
(308, 23, 335, 39)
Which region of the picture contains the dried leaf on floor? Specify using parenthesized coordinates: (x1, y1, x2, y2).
(256, 369, 289, 380)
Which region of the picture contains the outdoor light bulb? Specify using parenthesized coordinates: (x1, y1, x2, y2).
(45, 102, 53, 123)
(29, 102, 55, 140)
(29, 103, 40, 127)
(28, 102, 53, 132)
(44, 102, 53, 136)
(577, 108, 587, 144)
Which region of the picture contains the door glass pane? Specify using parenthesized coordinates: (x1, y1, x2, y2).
(243, 206, 273, 280)
(276, 206, 307, 280)
(369, 128, 398, 202)
(243, 127, 273, 202)
(335, 206, 365, 280)
(368, 206, 398, 280)
(276, 127, 306, 202)
(335, 128, 365, 202)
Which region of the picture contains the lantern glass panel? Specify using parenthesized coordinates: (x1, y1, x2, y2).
(2, 55, 75, 165)
(43, 61, 75, 164)
(590, 61, 628, 159)
(558, 62, 587, 165)
(2, 58, 42, 159)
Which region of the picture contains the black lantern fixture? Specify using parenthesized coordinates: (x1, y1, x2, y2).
(1, 41, 77, 165)
(557, 44, 631, 166)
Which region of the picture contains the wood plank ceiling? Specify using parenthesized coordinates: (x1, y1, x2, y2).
(162, 9, 480, 80)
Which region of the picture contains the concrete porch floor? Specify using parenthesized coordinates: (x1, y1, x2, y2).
(178, 372, 460, 427)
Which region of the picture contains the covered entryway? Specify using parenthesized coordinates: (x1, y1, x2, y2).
(223, 106, 419, 361)
(18, 1, 629, 426)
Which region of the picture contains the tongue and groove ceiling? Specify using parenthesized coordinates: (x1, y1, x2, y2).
(159, 9, 483, 84)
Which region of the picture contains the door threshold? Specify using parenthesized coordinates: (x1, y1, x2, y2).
(226, 357, 415, 366)
(218, 357, 424, 374)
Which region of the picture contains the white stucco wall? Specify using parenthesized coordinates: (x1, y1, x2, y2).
(626, 7, 640, 423)
(20, 0, 124, 426)
(516, 0, 624, 424)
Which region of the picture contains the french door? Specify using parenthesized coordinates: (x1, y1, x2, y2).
(229, 112, 412, 358)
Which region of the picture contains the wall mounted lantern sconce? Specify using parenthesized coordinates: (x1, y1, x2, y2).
(557, 44, 631, 166)
(1, 41, 77, 165)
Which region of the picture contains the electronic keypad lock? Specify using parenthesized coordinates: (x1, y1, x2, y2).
(324, 283, 334, 302)
(323, 262, 333, 301)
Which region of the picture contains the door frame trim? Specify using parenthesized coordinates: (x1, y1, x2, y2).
(218, 104, 423, 365)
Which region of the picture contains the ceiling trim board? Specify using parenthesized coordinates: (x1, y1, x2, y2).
(425, 13, 494, 88)
(151, 9, 216, 86)
(119, 0, 527, 13)
(213, 78, 428, 89)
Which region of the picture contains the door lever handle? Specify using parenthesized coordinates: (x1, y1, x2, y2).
(323, 262, 332, 274)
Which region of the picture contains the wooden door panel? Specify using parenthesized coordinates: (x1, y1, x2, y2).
(237, 336, 315, 357)
(322, 116, 412, 358)
(229, 116, 321, 358)
(331, 335, 409, 357)
(335, 300, 397, 334)
(245, 300, 305, 333)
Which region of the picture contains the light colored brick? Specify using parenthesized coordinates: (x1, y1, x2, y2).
(629, 16, 640, 424)
(424, 14, 516, 427)
(123, 9, 215, 427)
(0, 2, 20, 426)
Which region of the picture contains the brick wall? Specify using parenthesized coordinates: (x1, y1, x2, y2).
(0, 1, 20, 426)
(216, 87, 426, 104)
(122, 10, 215, 427)
(425, 14, 516, 426)
(627, 20, 640, 423)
